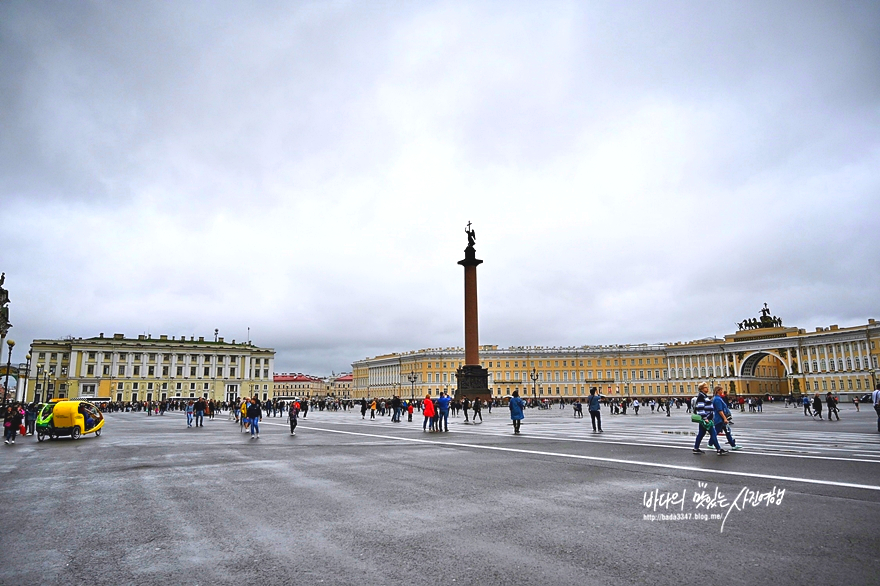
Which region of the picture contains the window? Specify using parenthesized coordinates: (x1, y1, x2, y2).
(87, 365, 95, 375)
(134, 353, 141, 360)
(88, 352, 96, 360)
(190, 367, 196, 376)
(133, 382, 139, 390)
(204, 367, 210, 376)
(103, 365, 110, 375)
(118, 365, 125, 376)
(119, 353, 127, 359)
(263, 369, 269, 378)
(162, 366, 169, 376)
(39, 352, 46, 359)
(133, 366, 140, 376)
(117, 382, 124, 390)
(217, 367, 223, 377)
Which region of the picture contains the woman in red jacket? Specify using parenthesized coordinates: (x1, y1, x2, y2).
(422, 394, 435, 432)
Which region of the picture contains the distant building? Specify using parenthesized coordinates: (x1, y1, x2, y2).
(25, 333, 274, 403)
(273, 372, 353, 399)
(352, 318, 880, 400)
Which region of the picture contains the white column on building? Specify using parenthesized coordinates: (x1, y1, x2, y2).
(69, 350, 79, 378)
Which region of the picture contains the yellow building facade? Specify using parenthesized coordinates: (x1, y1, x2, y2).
(351, 318, 880, 400)
(25, 333, 275, 403)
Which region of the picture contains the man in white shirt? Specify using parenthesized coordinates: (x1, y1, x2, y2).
(872, 383, 880, 433)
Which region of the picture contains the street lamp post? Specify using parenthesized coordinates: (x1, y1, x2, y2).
(21, 352, 31, 403)
(530, 367, 538, 403)
(407, 370, 417, 402)
(3, 339, 14, 407)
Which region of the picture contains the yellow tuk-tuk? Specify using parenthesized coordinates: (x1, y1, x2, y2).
(36, 399, 105, 441)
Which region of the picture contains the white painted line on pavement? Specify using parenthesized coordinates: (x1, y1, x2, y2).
(284, 423, 880, 492)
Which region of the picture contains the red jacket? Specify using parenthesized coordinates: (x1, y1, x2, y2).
(422, 398, 435, 417)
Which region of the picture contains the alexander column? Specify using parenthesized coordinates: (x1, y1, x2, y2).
(455, 222, 490, 403)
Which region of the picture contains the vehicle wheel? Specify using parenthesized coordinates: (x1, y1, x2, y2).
(71, 427, 81, 440)
(95, 428, 101, 437)
(37, 432, 45, 442)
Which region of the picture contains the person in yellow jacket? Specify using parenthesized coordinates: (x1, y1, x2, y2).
(240, 398, 249, 432)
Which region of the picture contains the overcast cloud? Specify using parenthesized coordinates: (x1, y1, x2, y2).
(1, 1, 878, 374)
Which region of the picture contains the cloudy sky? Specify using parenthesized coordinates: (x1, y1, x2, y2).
(1, 1, 878, 375)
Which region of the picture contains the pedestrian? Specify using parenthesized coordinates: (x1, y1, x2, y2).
(693, 382, 727, 456)
(437, 391, 451, 432)
(812, 393, 823, 420)
(185, 400, 194, 428)
(633, 399, 640, 415)
(289, 399, 300, 435)
(422, 394, 435, 432)
(194, 397, 205, 427)
(853, 396, 860, 412)
(472, 398, 483, 423)
(370, 399, 376, 420)
(25, 403, 37, 435)
(462, 396, 470, 422)
(407, 401, 414, 422)
(4, 404, 22, 445)
(240, 398, 249, 432)
(391, 395, 402, 423)
(360, 397, 367, 419)
(712, 386, 741, 451)
(509, 390, 526, 435)
(247, 396, 262, 439)
(803, 395, 812, 416)
(826, 392, 840, 421)
(872, 383, 880, 433)
(587, 388, 603, 432)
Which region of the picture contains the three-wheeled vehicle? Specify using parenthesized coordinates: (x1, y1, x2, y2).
(36, 399, 105, 441)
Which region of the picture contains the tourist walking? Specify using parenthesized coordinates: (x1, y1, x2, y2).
(509, 390, 526, 435)
(472, 398, 483, 423)
(246, 397, 262, 438)
(812, 394, 823, 420)
(587, 388, 603, 433)
(712, 386, 740, 450)
(185, 400, 194, 428)
(693, 382, 727, 455)
(826, 392, 840, 421)
(288, 399, 300, 435)
(4, 404, 22, 445)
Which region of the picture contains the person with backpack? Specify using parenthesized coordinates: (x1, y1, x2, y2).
(825, 392, 840, 421)
(472, 398, 483, 423)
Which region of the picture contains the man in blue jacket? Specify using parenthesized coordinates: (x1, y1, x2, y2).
(436, 391, 452, 432)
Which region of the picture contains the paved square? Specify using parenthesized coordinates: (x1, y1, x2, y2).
(1, 403, 878, 585)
